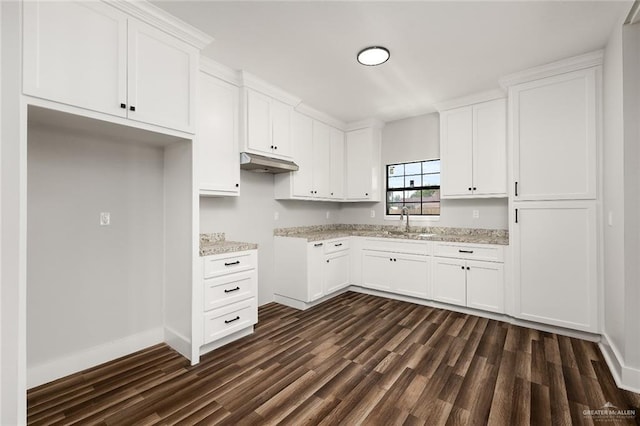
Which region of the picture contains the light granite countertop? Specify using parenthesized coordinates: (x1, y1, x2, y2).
(274, 224, 509, 245)
(200, 233, 258, 257)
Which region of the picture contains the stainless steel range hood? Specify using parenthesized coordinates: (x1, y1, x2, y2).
(240, 152, 299, 174)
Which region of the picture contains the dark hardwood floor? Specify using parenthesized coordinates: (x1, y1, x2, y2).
(27, 292, 640, 425)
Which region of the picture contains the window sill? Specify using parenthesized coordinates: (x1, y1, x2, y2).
(384, 215, 440, 222)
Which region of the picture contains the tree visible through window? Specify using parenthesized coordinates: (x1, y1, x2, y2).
(386, 159, 440, 216)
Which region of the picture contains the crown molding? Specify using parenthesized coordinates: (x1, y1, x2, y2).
(106, 0, 213, 49)
(345, 118, 386, 132)
(240, 71, 301, 107)
(434, 89, 505, 112)
(295, 103, 346, 131)
(200, 57, 241, 86)
(499, 49, 604, 89)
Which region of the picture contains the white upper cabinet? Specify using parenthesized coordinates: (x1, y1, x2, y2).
(274, 113, 345, 201)
(290, 112, 314, 197)
(345, 126, 382, 201)
(243, 88, 293, 159)
(23, 1, 128, 118)
(23, 0, 201, 133)
(439, 97, 506, 198)
(197, 70, 240, 196)
(312, 121, 332, 198)
(440, 107, 473, 197)
(510, 68, 597, 201)
(329, 128, 345, 199)
(473, 99, 507, 196)
(127, 20, 197, 132)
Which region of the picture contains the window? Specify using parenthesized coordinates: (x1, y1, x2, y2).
(386, 159, 440, 216)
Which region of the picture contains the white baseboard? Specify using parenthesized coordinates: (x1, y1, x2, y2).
(599, 333, 640, 393)
(164, 326, 191, 362)
(27, 327, 164, 389)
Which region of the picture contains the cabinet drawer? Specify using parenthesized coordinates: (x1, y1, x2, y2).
(363, 238, 431, 256)
(324, 239, 350, 254)
(203, 250, 257, 278)
(203, 298, 257, 344)
(203, 270, 256, 312)
(433, 242, 503, 262)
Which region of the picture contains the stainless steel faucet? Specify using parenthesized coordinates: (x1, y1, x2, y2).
(400, 206, 410, 232)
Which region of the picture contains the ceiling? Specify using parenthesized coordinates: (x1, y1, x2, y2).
(153, 1, 631, 124)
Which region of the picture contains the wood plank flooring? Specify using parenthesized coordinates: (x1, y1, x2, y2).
(27, 292, 640, 425)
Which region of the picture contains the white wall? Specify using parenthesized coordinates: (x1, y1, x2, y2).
(27, 126, 165, 371)
(621, 22, 640, 375)
(340, 113, 509, 229)
(200, 170, 342, 305)
(601, 17, 640, 391)
(1, 1, 26, 423)
(602, 18, 626, 363)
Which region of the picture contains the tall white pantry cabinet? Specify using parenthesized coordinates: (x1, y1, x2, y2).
(502, 52, 601, 333)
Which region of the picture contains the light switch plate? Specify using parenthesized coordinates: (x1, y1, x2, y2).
(100, 212, 110, 226)
(370, 210, 375, 218)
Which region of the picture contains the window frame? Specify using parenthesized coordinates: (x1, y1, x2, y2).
(384, 158, 441, 222)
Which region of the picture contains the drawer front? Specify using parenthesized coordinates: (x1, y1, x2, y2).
(433, 242, 503, 262)
(203, 298, 257, 344)
(203, 250, 257, 278)
(363, 238, 431, 256)
(324, 239, 350, 254)
(203, 270, 256, 312)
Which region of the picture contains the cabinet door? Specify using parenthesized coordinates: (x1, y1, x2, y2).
(312, 121, 331, 198)
(466, 261, 504, 314)
(393, 254, 430, 299)
(362, 251, 393, 291)
(246, 89, 272, 154)
(324, 251, 350, 294)
(513, 201, 597, 332)
(307, 243, 324, 301)
(198, 73, 240, 196)
(346, 128, 374, 200)
(291, 113, 314, 197)
(440, 107, 473, 197)
(512, 68, 597, 200)
(473, 99, 507, 196)
(23, 1, 127, 117)
(127, 19, 197, 133)
(432, 257, 466, 306)
(271, 99, 293, 158)
(329, 128, 345, 199)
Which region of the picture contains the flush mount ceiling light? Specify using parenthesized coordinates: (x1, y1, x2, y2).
(357, 46, 390, 66)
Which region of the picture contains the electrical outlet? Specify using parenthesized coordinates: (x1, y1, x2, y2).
(370, 210, 376, 218)
(472, 209, 479, 219)
(274, 211, 279, 221)
(608, 211, 613, 227)
(326, 211, 330, 220)
(100, 212, 110, 226)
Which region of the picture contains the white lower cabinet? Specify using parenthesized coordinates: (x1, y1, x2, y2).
(433, 257, 504, 313)
(324, 250, 350, 294)
(199, 250, 258, 351)
(432, 241, 505, 314)
(432, 257, 467, 306)
(274, 237, 350, 306)
(466, 260, 504, 313)
(362, 249, 430, 299)
(512, 201, 597, 332)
